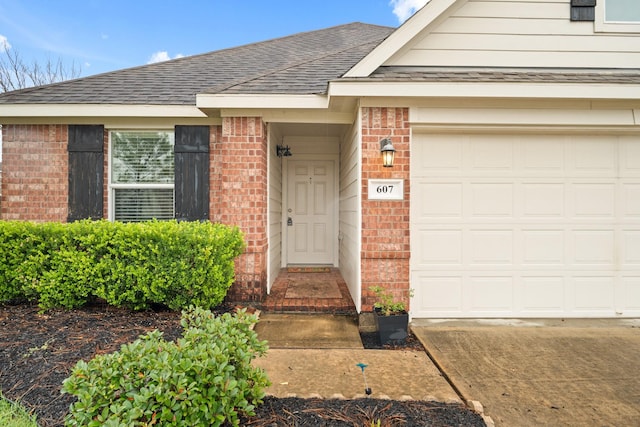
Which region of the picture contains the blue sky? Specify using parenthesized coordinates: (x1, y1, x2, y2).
(0, 0, 428, 78)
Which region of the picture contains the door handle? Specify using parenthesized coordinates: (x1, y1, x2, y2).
(287, 217, 293, 226)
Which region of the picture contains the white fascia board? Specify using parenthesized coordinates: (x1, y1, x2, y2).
(196, 94, 329, 110)
(412, 107, 638, 127)
(220, 108, 354, 124)
(328, 81, 640, 100)
(344, 0, 464, 78)
(0, 104, 207, 118)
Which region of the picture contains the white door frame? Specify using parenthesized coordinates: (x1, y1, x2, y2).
(282, 153, 340, 267)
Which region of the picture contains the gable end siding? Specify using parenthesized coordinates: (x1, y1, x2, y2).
(386, 0, 639, 69)
(174, 125, 210, 221)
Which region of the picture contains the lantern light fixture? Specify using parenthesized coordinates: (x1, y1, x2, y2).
(379, 137, 395, 167)
(276, 144, 292, 158)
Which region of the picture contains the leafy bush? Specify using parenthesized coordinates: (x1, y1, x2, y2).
(62, 307, 269, 427)
(0, 220, 245, 310)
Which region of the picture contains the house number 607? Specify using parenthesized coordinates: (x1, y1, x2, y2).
(376, 185, 394, 193)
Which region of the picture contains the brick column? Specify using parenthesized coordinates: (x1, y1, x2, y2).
(213, 117, 268, 302)
(360, 107, 411, 311)
(1, 125, 68, 222)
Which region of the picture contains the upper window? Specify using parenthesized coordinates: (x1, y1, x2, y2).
(596, 0, 640, 32)
(605, 0, 640, 22)
(110, 131, 175, 222)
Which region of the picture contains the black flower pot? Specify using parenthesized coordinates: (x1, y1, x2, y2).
(374, 308, 409, 345)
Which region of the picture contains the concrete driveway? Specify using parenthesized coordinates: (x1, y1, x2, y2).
(412, 319, 640, 427)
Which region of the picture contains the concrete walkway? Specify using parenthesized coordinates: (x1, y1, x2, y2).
(253, 314, 461, 403)
(254, 314, 640, 426)
(412, 319, 640, 426)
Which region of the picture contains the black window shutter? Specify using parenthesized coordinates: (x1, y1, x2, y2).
(175, 125, 210, 221)
(570, 0, 596, 21)
(68, 125, 104, 222)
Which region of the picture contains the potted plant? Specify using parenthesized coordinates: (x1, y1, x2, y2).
(369, 286, 412, 345)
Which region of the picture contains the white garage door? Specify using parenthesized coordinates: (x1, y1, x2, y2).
(411, 133, 640, 318)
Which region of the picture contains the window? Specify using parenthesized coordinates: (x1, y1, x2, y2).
(605, 0, 640, 22)
(596, 0, 640, 32)
(110, 131, 175, 222)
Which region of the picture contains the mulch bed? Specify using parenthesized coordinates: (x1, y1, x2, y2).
(0, 304, 485, 426)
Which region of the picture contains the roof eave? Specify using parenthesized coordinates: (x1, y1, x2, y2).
(0, 104, 208, 119)
(328, 80, 640, 100)
(196, 93, 330, 110)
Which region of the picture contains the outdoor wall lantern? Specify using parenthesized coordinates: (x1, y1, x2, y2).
(276, 144, 292, 158)
(379, 137, 395, 167)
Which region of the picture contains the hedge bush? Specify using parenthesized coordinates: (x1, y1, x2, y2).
(62, 307, 270, 427)
(0, 220, 245, 310)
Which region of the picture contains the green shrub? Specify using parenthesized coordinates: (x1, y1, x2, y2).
(0, 220, 245, 310)
(62, 307, 270, 426)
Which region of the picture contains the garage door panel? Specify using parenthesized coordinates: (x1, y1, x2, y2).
(622, 230, 640, 266)
(469, 230, 514, 265)
(412, 274, 463, 313)
(572, 230, 615, 266)
(412, 135, 464, 174)
(572, 183, 616, 218)
(469, 276, 514, 312)
(521, 137, 566, 174)
(521, 276, 565, 312)
(621, 277, 640, 311)
(413, 181, 462, 218)
(621, 184, 640, 218)
(620, 137, 640, 177)
(522, 183, 565, 217)
(414, 228, 462, 265)
(572, 276, 616, 312)
(469, 138, 515, 173)
(411, 132, 640, 318)
(522, 230, 565, 265)
(470, 183, 514, 217)
(570, 138, 617, 176)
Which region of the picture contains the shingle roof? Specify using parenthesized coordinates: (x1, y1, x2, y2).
(350, 66, 640, 84)
(0, 23, 394, 105)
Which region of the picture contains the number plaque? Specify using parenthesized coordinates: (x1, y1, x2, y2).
(368, 179, 404, 200)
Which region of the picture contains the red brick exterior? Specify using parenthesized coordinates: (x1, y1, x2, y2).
(2, 122, 269, 303)
(1, 125, 68, 221)
(212, 117, 268, 302)
(360, 107, 411, 311)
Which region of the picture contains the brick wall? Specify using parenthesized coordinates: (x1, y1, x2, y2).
(360, 107, 411, 311)
(213, 117, 268, 302)
(1, 125, 68, 221)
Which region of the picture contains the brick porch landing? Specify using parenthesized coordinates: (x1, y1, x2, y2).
(262, 268, 356, 314)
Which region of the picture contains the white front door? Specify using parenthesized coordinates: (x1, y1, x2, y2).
(286, 160, 335, 265)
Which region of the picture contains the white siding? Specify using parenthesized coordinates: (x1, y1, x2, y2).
(339, 119, 362, 311)
(267, 127, 283, 291)
(386, 0, 640, 69)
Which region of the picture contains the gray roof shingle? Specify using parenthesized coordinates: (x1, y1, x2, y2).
(351, 66, 640, 84)
(0, 23, 394, 105)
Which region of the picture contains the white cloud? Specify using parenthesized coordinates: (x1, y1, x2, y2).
(0, 34, 11, 50)
(389, 0, 430, 22)
(147, 51, 185, 64)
